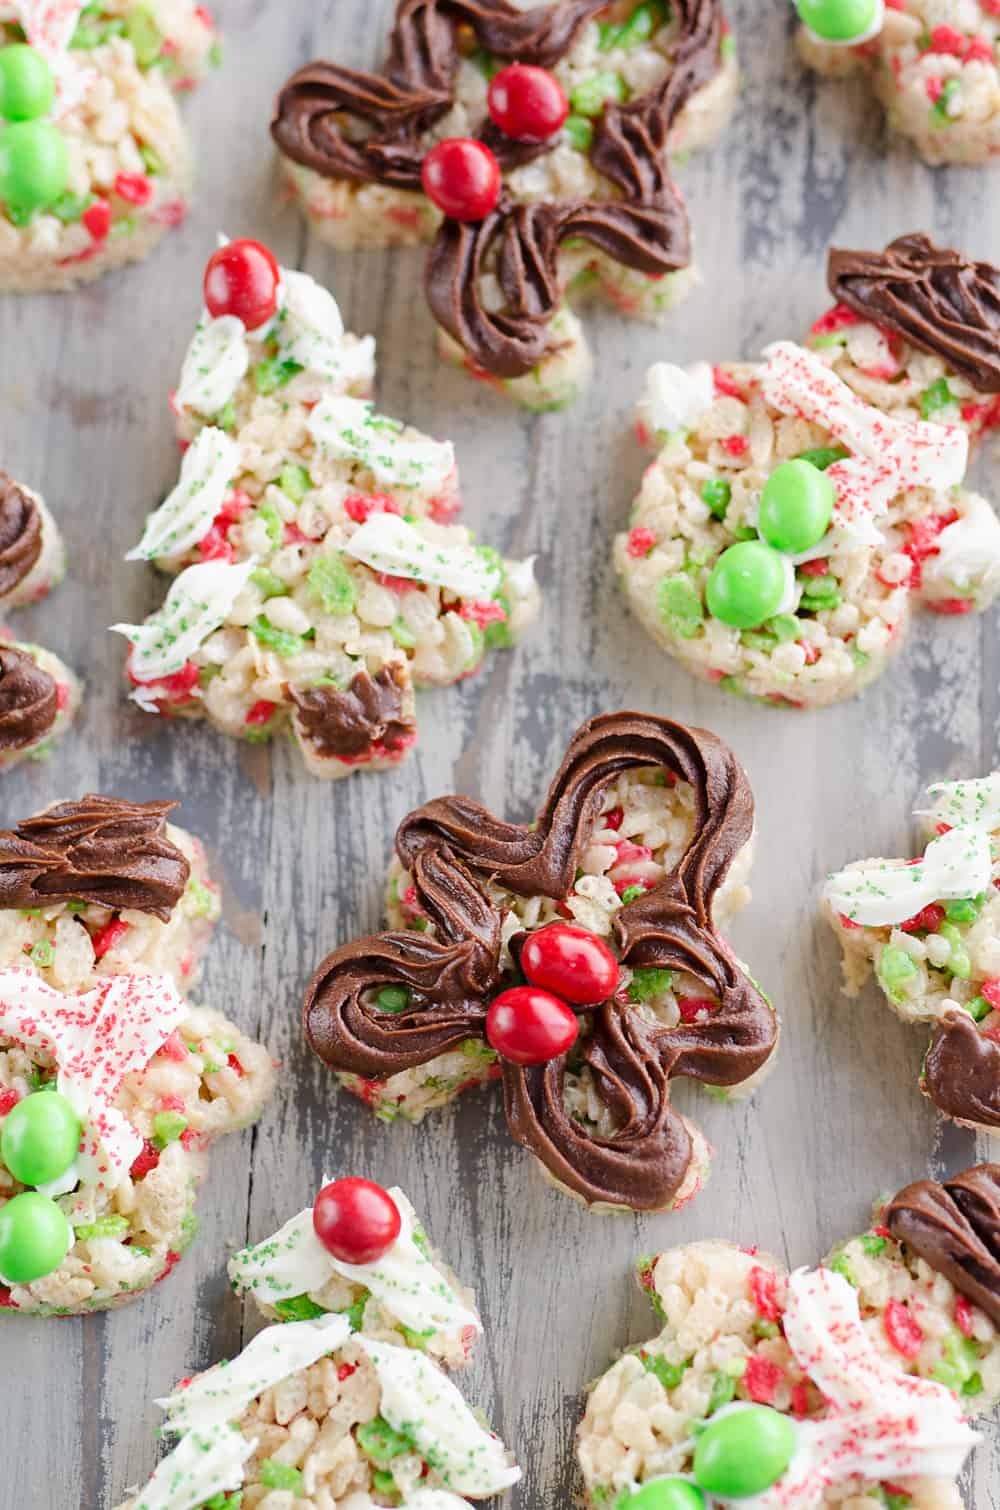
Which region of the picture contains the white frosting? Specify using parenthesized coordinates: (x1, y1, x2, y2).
(800, 0, 885, 47)
(229, 1186, 480, 1344)
(158, 1315, 352, 1434)
(640, 361, 714, 437)
(129, 1426, 255, 1510)
(922, 493, 1000, 592)
(361, 1338, 521, 1497)
(176, 314, 250, 416)
(823, 824, 993, 926)
(761, 342, 968, 546)
(278, 269, 376, 388)
(344, 514, 501, 599)
(0, 971, 186, 1193)
(128, 428, 239, 562)
(775, 553, 798, 614)
(112, 558, 257, 682)
(308, 396, 455, 491)
(922, 774, 1000, 832)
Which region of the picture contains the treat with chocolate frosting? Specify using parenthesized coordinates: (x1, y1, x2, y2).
(272, 0, 732, 388)
(289, 665, 416, 760)
(0, 646, 58, 754)
(0, 475, 43, 601)
(887, 1163, 1000, 1328)
(304, 711, 777, 1212)
(828, 234, 1000, 394)
(0, 795, 190, 921)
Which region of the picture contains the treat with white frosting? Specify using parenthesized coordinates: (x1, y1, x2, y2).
(112, 238, 539, 779)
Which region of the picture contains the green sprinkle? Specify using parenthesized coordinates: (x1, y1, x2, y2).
(599, 0, 665, 51)
(564, 113, 594, 151)
(964, 995, 993, 1022)
(152, 1110, 188, 1148)
(208, 39, 222, 67)
(938, 922, 972, 980)
(259, 1460, 303, 1495)
(74, 1216, 130, 1242)
(944, 895, 984, 924)
(139, 143, 164, 176)
(877, 944, 919, 1002)
(932, 76, 961, 122)
(30, 940, 54, 968)
(706, 1369, 738, 1414)
(701, 478, 732, 519)
(768, 614, 800, 643)
(254, 357, 303, 395)
(356, 1416, 415, 1464)
(339, 1291, 368, 1332)
(829, 1250, 857, 1287)
(251, 567, 288, 599)
(278, 463, 312, 503)
(641, 1352, 687, 1390)
(274, 1294, 327, 1321)
(570, 71, 627, 117)
(249, 616, 305, 658)
(794, 446, 848, 471)
(620, 885, 645, 905)
(127, 5, 163, 66)
(860, 1233, 887, 1256)
(921, 377, 955, 418)
(391, 616, 417, 650)
(628, 967, 673, 1002)
(377, 986, 410, 1013)
(657, 574, 703, 639)
(308, 554, 355, 616)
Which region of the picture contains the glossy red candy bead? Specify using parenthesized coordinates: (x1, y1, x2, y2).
(421, 138, 501, 222)
(486, 986, 579, 1066)
(203, 238, 280, 330)
(487, 64, 569, 142)
(313, 1177, 401, 1265)
(520, 922, 620, 1004)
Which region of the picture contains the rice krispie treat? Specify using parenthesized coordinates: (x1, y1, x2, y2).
(304, 711, 778, 1214)
(270, 0, 737, 411)
(229, 1176, 481, 1372)
(577, 1162, 1000, 1508)
(617, 233, 1000, 710)
(0, 967, 273, 1315)
(796, 0, 1000, 165)
(115, 1269, 520, 1509)
(112, 238, 539, 779)
(0, 1, 218, 291)
(823, 771, 1000, 1134)
(0, 470, 65, 610)
(0, 794, 220, 993)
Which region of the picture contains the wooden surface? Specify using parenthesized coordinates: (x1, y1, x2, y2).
(2, 2, 999, 1505)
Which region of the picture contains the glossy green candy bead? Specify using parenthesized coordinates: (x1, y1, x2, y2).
(618, 1479, 705, 1510)
(706, 541, 787, 630)
(693, 1405, 797, 1498)
(1, 1090, 80, 1186)
(758, 460, 835, 554)
(796, 0, 880, 42)
(0, 1190, 72, 1283)
(0, 119, 69, 214)
(0, 45, 55, 122)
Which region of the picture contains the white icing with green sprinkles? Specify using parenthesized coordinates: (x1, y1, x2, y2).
(130, 1424, 255, 1510)
(112, 558, 258, 682)
(921, 773, 1000, 832)
(175, 314, 250, 416)
(308, 395, 455, 491)
(228, 1186, 481, 1344)
(823, 824, 994, 927)
(128, 428, 239, 562)
(277, 268, 376, 388)
(344, 514, 502, 599)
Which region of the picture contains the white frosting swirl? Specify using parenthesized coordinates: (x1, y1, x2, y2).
(823, 824, 993, 927)
(128, 1425, 255, 1510)
(176, 315, 249, 416)
(112, 558, 257, 682)
(344, 514, 501, 598)
(308, 396, 455, 491)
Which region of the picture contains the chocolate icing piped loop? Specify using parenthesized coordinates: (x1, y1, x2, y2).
(289, 665, 415, 760)
(0, 475, 43, 599)
(0, 646, 57, 753)
(828, 233, 1000, 393)
(0, 795, 190, 920)
(304, 711, 777, 1210)
(886, 1163, 1000, 1328)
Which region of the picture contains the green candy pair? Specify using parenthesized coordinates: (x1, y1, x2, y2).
(0, 46, 69, 216)
(0, 1090, 81, 1285)
(617, 1406, 798, 1506)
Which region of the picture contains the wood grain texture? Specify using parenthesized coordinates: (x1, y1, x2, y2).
(1, 0, 998, 1504)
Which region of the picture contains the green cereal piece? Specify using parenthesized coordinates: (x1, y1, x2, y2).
(944, 895, 984, 924)
(700, 478, 731, 519)
(877, 944, 919, 1002)
(308, 553, 356, 616)
(254, 357, 303, 395)
(152, 1110, 188, 1148)
(29, 940, 53, 968)
(706, 1368, 738, 1414)
(390, 616, 417, 650)
(250, 567, 288, 600)
(356, 1416, 414, 1464)
(127, 5, 163, 66)
(628, 967, 673, 1002)
(767, 614, 800, 643)
(74, 1215, 130, 1242)
(964, 995, 992, 1022)
(278, 463, 312, 503)
(377, 986, 410, 1013)
(257, 499, 283, 547)
(259, 1460, 303, 1495)
(657, 574, 703, 639)
(249, 616, 306, 658)
(938, 922, 972, 980)
(570, 71, 627, 117)
(641, 1352, 688, 1390)
(794, 446, 848, 471)
(920, 377, 954, 417)
(564, 113, 594, 151)
(274, 1294, 327, 1321)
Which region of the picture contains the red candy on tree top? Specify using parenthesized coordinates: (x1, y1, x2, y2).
(203, 238, 281, 330)
(313, 1177, 402, 1265)
(421, 139, 501, 223)
(487, 64, 568, 144)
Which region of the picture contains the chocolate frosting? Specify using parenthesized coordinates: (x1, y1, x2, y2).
(923, 1008, 1000, 1129)
(0, 475, 42, 599)
(886, 1164, 1000, 1327)
(304, 711, 777, 1211)
(0, 647, 57, 752)
(828, 233, 1000, 393)
(273, 0, 722, 377)
(0, 796, 190, 920)
(289, 665, 415, 759)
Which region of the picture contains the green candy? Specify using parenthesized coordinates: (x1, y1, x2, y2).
(0, 1190, 72, 1283)
(618, 1480, 705, 1510)
(1, 1090, 80, 1187)
(693, 1405, 797, 1498)
(0, 119, 69, 214)
(0, 45, 55, 122)
(758, 460, 835, 554)
(706, 542, 788, 630)
(796, 0, 879, 41)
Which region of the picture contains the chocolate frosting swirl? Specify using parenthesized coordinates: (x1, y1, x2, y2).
(0, 796, 190, 920)
(828, 233, 1000, 393)
(304, 711, 777, 1211)
(923, 1007, 1000, 1129)
(0, 475, 42, 599)
(289, 665, 415, 759)
(886, 1164, 1000, 1327)
(273, 0, 722, 377)
(0, 647, 57, 752)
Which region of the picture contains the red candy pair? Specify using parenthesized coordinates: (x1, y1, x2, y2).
(486, 922, 620, 1066)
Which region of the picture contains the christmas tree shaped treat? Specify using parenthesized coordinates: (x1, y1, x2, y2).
(0, 968, 273, 1315)
(303, 711, 778, 1213)
(117, 1183, 519, 1510)
(795, 0, 1000, 165)
(229, 1176, 481, 1371)
(578, 1163, 1000, 1509)
(112, 239, 539, 780)
(0, 1, 219, 291)
(824, 772, 1000, 1134)
(270, 0, 738, 410)
(617, 233, 1000, 710)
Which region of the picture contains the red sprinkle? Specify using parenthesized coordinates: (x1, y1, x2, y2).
(884, 1298, 924, 1359)
(114, 172, 153, 206)
(899, 903, 945, 934)
(459, 600, 507, 628)
(92, 918, 130, 959)
(743, 1354, 783, 1404)
(160, 1030, 188, 1063)
(677, 996, 717, 1023)
(750, 1265, 783, 1322)
(130, 1139, 160, 1180)
(627, 526, 657, 559)
(955, 1294, 976, 1338)
(83, 199, 111, 240)
(337, 1362, 357, 1381)
(721, 435, 748, 457)
(0, 1088, 20, 1117)
(713, 366, 744, 399)
(245, 700, 278, 726)
(603, 807, 624, 831)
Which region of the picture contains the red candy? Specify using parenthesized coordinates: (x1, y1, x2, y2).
(487, 64, 568, 143)
(313, 1177, 402, 1265)
(520, 923, 620, 1005)
(884, 1297, 924, 1359)
(204, 238, 281, 330)
(421, 139, 501, 222)
(486, 986, 579, 1065)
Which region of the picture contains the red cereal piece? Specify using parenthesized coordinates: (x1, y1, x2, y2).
(459, 600, 507, 627)
(344, 492, 400, 523)
(627, 526, 657, 558)
(114, 172, 154, 206)
(83, 199, 111, 241)
(955, 1294, 976, 1338)
(337, 1362, 357, 1381)
(677, 996, 717, 1023)
(130, 1139, 161, 1180)
(809, 304, 861, 338)
(927, 597, 975, 615)
(838, 912, 863, 930)
(980, 978, 1000, 1011)
(926, 76, 945, 103)
(798, 557, 830, 578)
(245, 700, 279, 727)
(160, 1030, 188, 1063)
(92, 918, 130, 959)
(927, 25, 968, 55)
(884, 1297, 924, 1359)
(790, 1381, 810, 1418)
(159, 1094, 186, 1113)
(0, 1088, 20, 1117)
(743, 1354, 783, 1404)
(750, 1265, 783, 1322)
(721, 435, 748, 457)
(227, 1053, 244, 1077)
(713, 366, 744, 399)
(799, 641, 821, 666)
(603, 806, 624, 832)
(898, 903, 945, 934)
